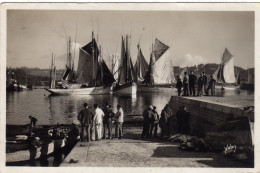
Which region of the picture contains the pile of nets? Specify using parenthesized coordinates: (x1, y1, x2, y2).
(168, 134, 212, 152)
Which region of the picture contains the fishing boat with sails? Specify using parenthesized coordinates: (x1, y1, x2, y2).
(137, 38, 176, 93)
(113, 35, 137, 95)
(46, 32, 115, 95)
(213, 48, 240, 90)
(6, 69, 27, 91)
(240, 68, 254, 90)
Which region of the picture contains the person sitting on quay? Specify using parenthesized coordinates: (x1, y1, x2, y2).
(65, 123, 80, 155)
(93, 104, 105, 141)
(115, 105, 124, 139)
(142, 105, 153, 139)
(29, 115, 38, 135)
(176, 76, 183, 96)
(202, 71, 208, 94)
(189, 71, 197, 96)
(150, 106, 160, 138)
(197, 73, 204, 97)
(206, 75, 216, 96)
(103, 104, 115, 139)
(182, 72, 189, 96)
(77, 103, 94, 142)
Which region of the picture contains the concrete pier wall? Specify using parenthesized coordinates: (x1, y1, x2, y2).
(168, 96, 254, 138)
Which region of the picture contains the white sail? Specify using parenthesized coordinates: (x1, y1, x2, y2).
(153, 50, 175, 84)
(223, 57, 236, 83)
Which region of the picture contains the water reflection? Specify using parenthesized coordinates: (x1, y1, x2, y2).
(6, 89, 254, 125)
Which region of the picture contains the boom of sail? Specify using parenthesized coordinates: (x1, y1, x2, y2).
(213, 48, 236, 84)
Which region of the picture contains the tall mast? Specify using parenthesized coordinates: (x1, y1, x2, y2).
(125, 35, 128, 83)
(92, 31, 96, 87)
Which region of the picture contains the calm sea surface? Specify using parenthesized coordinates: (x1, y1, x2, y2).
(6, 89, 254, 125)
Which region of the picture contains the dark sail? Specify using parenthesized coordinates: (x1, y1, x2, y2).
(144, 53, 155, 85)
(96, 60, 115, 85)
(153, 38, 169, 61)
(118, 37, 126, 85)
(134, 47, 148, 82)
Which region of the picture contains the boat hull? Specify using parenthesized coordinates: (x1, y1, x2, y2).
(138, 85, 177, 93)
(113, 83, 137, 95)
(215, 83, 240, 90)
(45, 85, 112, 95)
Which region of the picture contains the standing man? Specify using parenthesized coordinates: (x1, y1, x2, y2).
(176, 77, 183, 96)
(159, 106, 168, 138)
(206, 75, 216, 96)
(142, 105, 153, 139)
(182, 106, 191, 135)
(189, 71, 197, 96)
(150, 106, 160, 138)
(197, 74, 204, 96)
(103, 105, 115, 139)
(29, 116, 37, 135)
(93, 104, 105, 141)
(176, 106, 183, 133)
(115, 105, 124, 139)
(202, 71, 208, 94)
(183, 72, 189, 96)
(165, 104, 172, 136)
(77, 103, 94, 142)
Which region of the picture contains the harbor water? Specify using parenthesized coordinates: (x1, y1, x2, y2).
(6, 89, 254, 125)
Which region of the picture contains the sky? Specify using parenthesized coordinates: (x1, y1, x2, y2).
(7, 10, 254, 70)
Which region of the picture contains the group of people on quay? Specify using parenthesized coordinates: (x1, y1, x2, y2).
(77, 103, 124, 142)
(176, 71, 216, 97)
(142, 104, 190, 139)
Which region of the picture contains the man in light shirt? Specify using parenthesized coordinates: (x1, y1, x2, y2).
(115, 105, 124, 139)
(93, 104, 105, 141)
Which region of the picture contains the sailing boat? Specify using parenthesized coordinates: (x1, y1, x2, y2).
(46, 32, 115, 95)
(113, 35, 137, 95)
(6, 68, 27, 91)
(138, 38, 176, 93)
(213, 48, 239, 90)
(134, 44, 149, 83)
(240, 68, 254, 90)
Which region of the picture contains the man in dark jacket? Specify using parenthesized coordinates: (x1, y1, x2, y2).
(202, 71, 207, 94)
(78, 103, 94, 142)
(197, 74, 204, 96)
(142, 105, 153, 139)
(189, 71, 197, 96)
(103, 105, 115, 139)
(150, 106, 160, 138)
(183, 72, 189, 96)
(159, 106, 168, 138)
(176, 77, 183, 96)
(182, 106, 191, 134)
(206, 75, 216, 96)
(165, 104, 172, 136)
(29, 116, 38, 135)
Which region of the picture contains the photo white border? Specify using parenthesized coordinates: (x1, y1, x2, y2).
(0, 2, 259, 173)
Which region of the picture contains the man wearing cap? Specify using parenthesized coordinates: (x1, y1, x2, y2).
(150, 106, 160, 138)
(183, 72, 189, 96)
(115, 105, 124, 139)
(103, 105, 115, 139)
(77, 103, 94, 142)
(202, 71, 208, 94)
(189, 71, 197, 96)
(206, 75, 216, 96)
(142, 105, 154, 139)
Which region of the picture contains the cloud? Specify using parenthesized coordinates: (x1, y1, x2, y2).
(176, 53, 208, 67)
